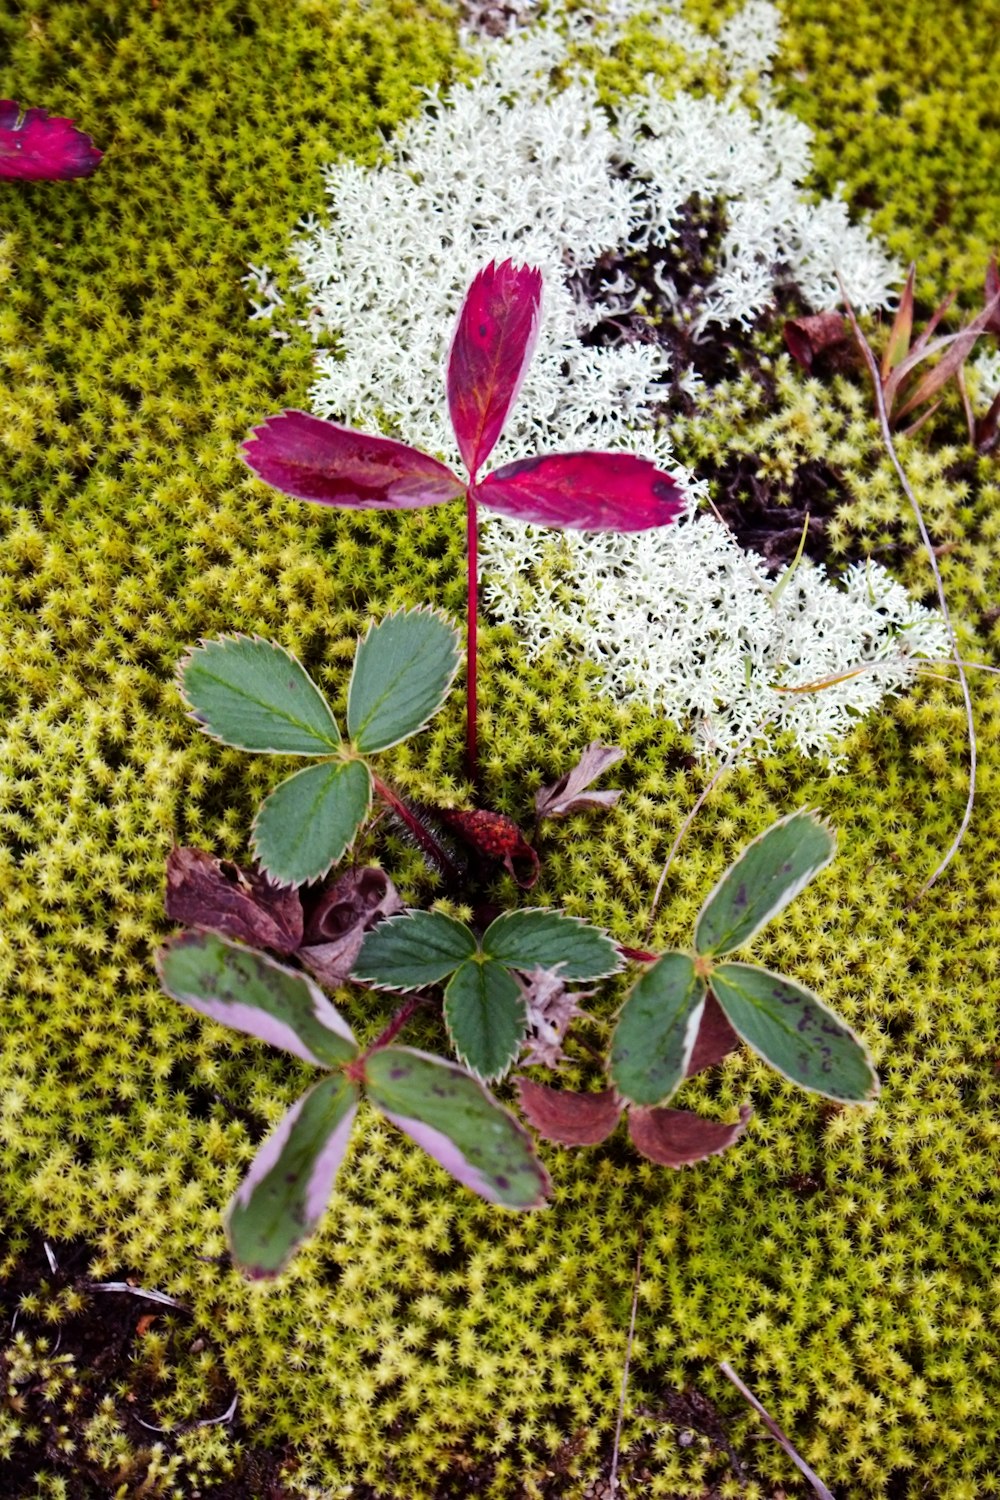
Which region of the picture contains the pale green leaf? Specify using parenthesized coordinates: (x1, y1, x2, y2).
(609, 951, 706, 1107)
(252, 758, 372, 888)
(180, 635, 340, 753)
(347, 608, 461, 753)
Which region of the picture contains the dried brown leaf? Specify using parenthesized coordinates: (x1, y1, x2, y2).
(628, 1102, 752, 1167)
(783, 312, 850, 373)
(299, 866, 402, 989)
(535, 741, 625, 820)
(516, 1078, 624, 1146)
(164, 846, 303, 954)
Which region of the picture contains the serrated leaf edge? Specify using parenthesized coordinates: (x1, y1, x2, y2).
(250, 759, 372, 890)
(694, 807, 837, 956)
(482, 906, 623, 979)
(347, 605, 463, 754)
(711, 961, 880, 1105)
(442, 959, 528, 1084)
(350, 910, 477, 993)
(177, 632, 342, 755)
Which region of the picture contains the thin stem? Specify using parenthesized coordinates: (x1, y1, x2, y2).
(466, 488, 479, 788)
(371, 772, 460, 882)
(719, 1362, 835, 1500)
(609, 1231, 643, 1499)
(365, 994, 428, 1056)
(840, 278, 977, 904)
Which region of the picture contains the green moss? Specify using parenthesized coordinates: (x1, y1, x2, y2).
(2, 0, 1000, 1496)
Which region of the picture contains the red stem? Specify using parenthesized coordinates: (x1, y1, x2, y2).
(365, 994, 428, 1056)
(371, 772, 460, 882)
(466, 487, 479, 788)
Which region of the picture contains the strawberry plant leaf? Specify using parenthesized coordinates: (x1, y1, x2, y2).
(365, 1045, 550, 1208)
(686, 990, 740, 1076)
(694, 808, 836, 956)
(156, 930, 358, 1068)
(609, 951, 707, 1108)
(515, 1079, 623, 1147)
(243, 410, 465, 509)
(252, 759, 372, 888)
(628, 1102, 752, 1167)
(353, 911, 477, 990)
(179, 635, 341, 755)
(347, 608, 462, 754)
(482, 909, 620, 980)
(443, 958, 526, 1081)
(447, 259, 542, 478)
(0, 99, 102, 179)
(165, 846, 304, 955)
(474, 451, 685, 532)
(226, 1073, 360, 1279)
(710, 962, 879, 1103)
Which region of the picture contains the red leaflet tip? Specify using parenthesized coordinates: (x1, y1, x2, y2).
(0, 100, 102, 180)
(448, 260, 543, 478)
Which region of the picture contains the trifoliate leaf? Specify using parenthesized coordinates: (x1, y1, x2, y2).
(609, 951, 706, 1108)
(353, 911, 477, 990)
(347, 608, 462, 754)
(482, 909, 620, 980)
(179, 635, 341, 754)
(156, 930, 357, 1069)
(252, 759, 372, 888)
(444, 959, 526, 1081)
(694, 808, 837, 956)
(710, 962, 879, 1103)
(365, 1046, 550, 1208)
(226, 1073, 359, 1279)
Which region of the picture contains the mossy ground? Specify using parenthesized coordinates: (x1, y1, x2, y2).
(1, 1, 1000, 1496)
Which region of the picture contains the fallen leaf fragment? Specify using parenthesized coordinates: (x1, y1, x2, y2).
(516, 1078, 624, 1146)
(518, 967, 595, 1069)
(535, 741, 624, 820)
(165, 846, 304, 954)
(783, 312, 850, 373)
(628, 1102, 752, 1167)
(0, 100, 102, 180)
(299, 866, 403, 989)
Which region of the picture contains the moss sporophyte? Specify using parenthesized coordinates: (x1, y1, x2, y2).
(163, 480, 878, 1274)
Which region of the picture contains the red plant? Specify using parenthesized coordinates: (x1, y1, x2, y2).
(0, 100, 102, 180)
(243, 260, 685, 781)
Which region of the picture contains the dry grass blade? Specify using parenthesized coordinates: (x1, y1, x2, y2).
(719, 1361, 835, 1500)
(609, 1234, 643, 1499)
(839, 277, 977, 904)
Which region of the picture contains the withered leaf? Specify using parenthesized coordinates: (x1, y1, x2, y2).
(165, 846, 303, 954)
(518, 967, 595, 1070)
(783, 313, 850, 373)
(516, 1078, 623, 1146)
(534, 741, 624, 821)
(439, 808, 540, 888)
(686, 990, 740, 1076)
(299, 866, 403, 989)
(628, 1102, 752, 1168)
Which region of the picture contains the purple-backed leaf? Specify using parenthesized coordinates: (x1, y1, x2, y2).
(226, 1073, 359, 1278)
(157, 930, 357, 1069)
(628, 1102, 752, 1168)
(686, 990, 740, 1076)
(365, 1046, 551, 1208)
(447, 259, 543, 479)
(243, 410, 465, 510)
(516, 1078, 623, 1146)
(474, 451, 685, 532)
(0, 100, 102, 180)
(165, 846, 304, 955)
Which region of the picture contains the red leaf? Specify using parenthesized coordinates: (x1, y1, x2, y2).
(447, 259, 542, 479)
(474, 451, 685, 532)
(243, 410, 465, 510)
(164, 846, 303, 954)
(686, 990, 740, 1076)
(628, 1103, 752, 1167)
(516, 1078, 623, 1146)
(0, 100, 102, 180)
(438, 808, 540, 887)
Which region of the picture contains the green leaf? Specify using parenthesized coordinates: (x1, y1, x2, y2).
(252, 759, 372, 888)
(694, 808, 837, 956)
(353, 911, 477, 990)
(179, 636, 341, 754)
(608, 951, 707, 1107)
(157, 930, 357, 1068)
(347, 608, 461, 754)
(226, 1073, 359, 1279)
(444, 959, 526, 1081)
(365, 1046, 549, 1208)
(482, 908, 620, 980)
(710, 962, 879, 1103)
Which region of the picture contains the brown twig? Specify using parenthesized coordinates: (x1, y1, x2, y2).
(719, 1361, 835, 1500)
(839, 278, 977, 904)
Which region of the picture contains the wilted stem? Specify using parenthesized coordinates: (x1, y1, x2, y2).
(371, 773, 460, 882)
(466, 488, 479, 788)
